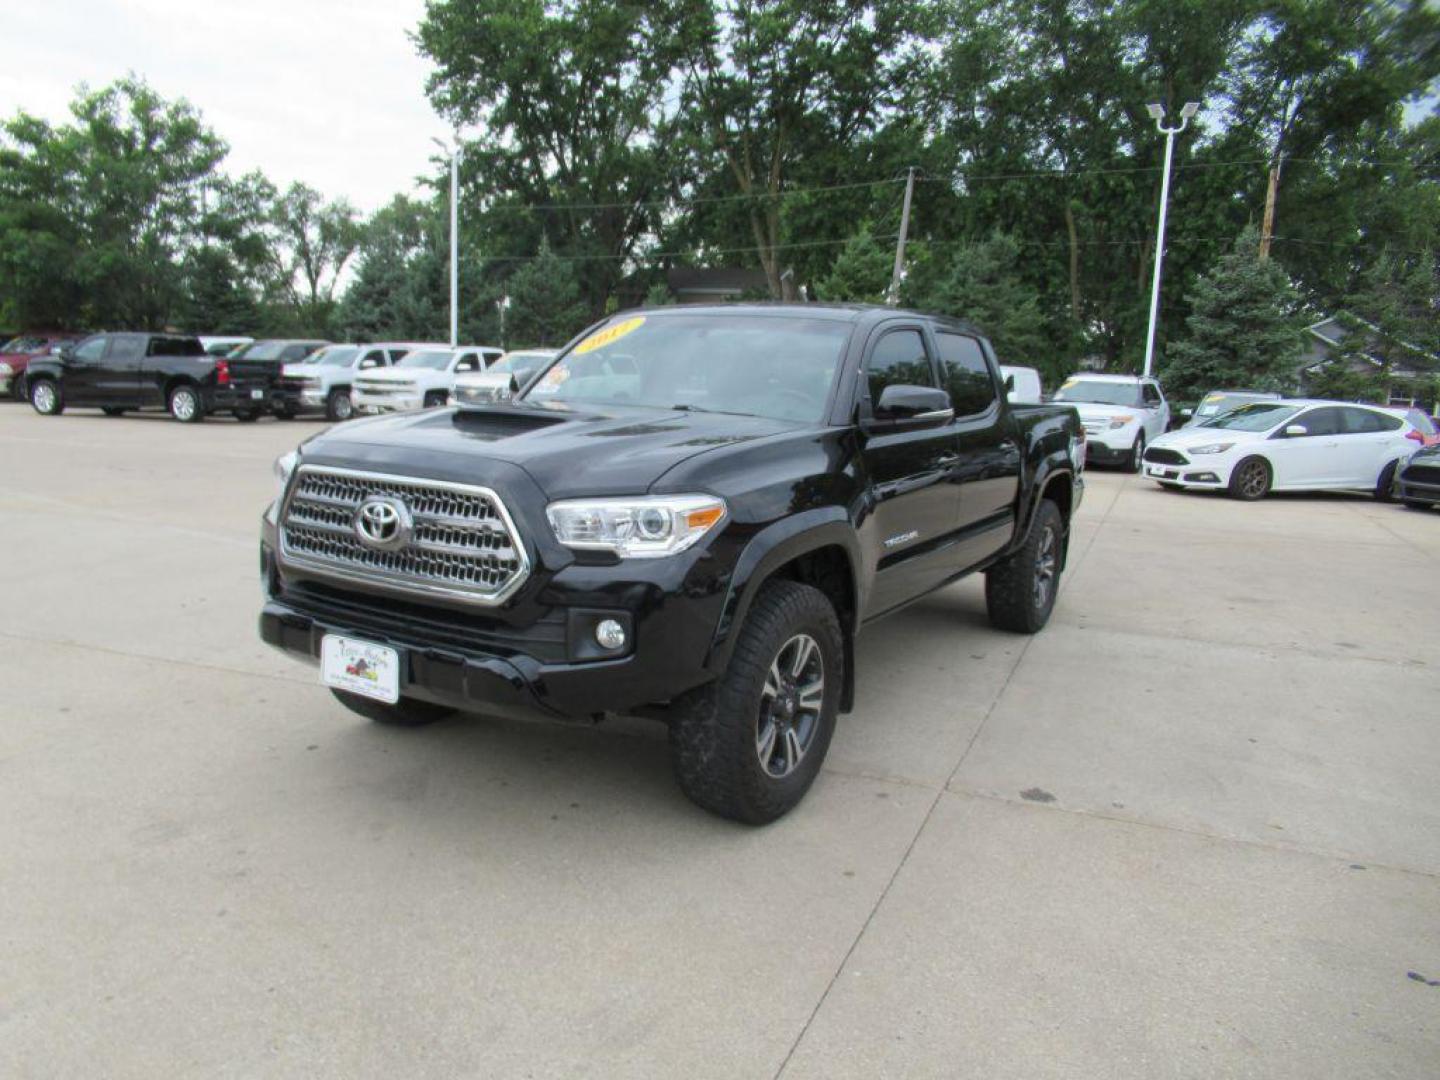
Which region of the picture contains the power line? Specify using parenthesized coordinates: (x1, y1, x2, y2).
(499, 233, 900, 263)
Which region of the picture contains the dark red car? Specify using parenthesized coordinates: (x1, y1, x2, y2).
(0, 333, 85, 400)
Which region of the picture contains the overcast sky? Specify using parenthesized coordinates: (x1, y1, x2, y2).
(0, 0, 446, 212)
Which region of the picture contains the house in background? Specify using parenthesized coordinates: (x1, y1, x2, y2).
(1298, 313, 1438, 407)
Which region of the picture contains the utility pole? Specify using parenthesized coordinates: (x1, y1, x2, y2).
(1259, 154, 1282, 262)
(1141, 102, 1199, 380)
(888, 167, 915, 306)
(432, 134, 462, 346)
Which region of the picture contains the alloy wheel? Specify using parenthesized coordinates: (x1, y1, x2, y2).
(756, 633, 825, 779)
(1239, 461, 1267, 499)
(32, 382, 57, 414)
(172, 389, 197, 421)
(1034, 525, 1058, 610)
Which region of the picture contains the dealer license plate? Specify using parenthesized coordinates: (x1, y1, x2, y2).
(251, 388, 265, 400)
(321, 635, 400, 704)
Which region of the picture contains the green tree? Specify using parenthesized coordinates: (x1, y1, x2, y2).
(0, 78, 236, 329)
(1161, 227, 1305, 399)
(816, 229, 892, 303)
(504, 237, 588, 347)
(269, 182, 362, 335)
(905, 232, 1051, 374)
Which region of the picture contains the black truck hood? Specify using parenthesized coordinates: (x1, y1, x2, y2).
(302, 402, 807, 498)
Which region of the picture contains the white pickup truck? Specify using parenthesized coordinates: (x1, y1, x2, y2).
(351, 345, 503, 413)
(273, 342, 434, 421)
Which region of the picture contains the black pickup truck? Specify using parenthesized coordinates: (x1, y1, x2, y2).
(259, 304, 1084, 822)
(25, 332, 295, 422)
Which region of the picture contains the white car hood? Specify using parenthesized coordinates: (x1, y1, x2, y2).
(1065, 402, 1143, 423)
(1150, 426, 1264, 451)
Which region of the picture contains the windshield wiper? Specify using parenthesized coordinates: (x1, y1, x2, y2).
(669, 403, 752, 418)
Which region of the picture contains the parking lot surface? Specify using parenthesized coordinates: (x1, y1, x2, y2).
(2, 406, 1438, 1078)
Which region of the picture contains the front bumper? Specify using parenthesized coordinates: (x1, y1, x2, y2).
(258, 518, 728, 719)
(1084, 437, 1135, 465)
(271, 386, 328, 414)
(1142, 448, 1232, 488)
(1398, 463, 1440, 503)
(353, 390, 422, 413)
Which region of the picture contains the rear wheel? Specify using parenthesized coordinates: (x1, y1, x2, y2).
(1374, 459, 1399, 503)
(986, 499, 1064, 633)
(168, 384, 203, 423)
(326, 388, 355, 421)
(668, 580, 842, 824)
(1228, 456, 1271, 501)
(329, 689, 452, 727)
(29, 378, 63, 415)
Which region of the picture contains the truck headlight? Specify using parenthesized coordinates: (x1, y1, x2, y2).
(274, 450, 298, 500)
(1189, 442, 1235, 455)
(546, 495, 726, 558)
(1108, 415, 1136, 429)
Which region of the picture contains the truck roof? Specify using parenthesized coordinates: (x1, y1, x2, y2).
(619, 302, 988, 337)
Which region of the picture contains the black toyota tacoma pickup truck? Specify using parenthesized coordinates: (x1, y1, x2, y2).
(25, 332, 300, 422)
(259, 304, 1084, 823)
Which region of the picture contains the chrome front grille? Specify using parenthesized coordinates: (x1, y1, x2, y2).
(279, 466, 529, 606)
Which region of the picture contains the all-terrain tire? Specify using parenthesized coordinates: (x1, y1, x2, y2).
(668, 580, 843, 825)
(985, 498, 1065, 634)
(330, 689, 452, 727)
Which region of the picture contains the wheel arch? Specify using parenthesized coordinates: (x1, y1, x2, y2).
(705, 510, 863, 712)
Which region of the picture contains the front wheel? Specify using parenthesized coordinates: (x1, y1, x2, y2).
(986, 499, 1065, 633)
(423, 390, 447, 409)
(326, 388, 354, 422)
(1228, 456, 1271, 501)
(30, 378, 63, 415)
(329, 689, 452, 726)
(168, 384, 204, 423)
(668, 580, 842, 824)
(1127, 433, 1146, 473)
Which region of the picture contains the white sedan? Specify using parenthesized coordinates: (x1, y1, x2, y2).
(1142, 399, 1426, 501)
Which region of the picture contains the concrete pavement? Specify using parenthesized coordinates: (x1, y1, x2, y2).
(1, 405, 1436, 1078)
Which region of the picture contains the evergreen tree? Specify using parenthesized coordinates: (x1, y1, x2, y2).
(816, 229, 892, 304)
(1161, 227, 1305, 400)
(503, 237, 588, 348)
(905, 232, 1051, 376)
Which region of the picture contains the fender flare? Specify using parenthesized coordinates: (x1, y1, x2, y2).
(1012, 458, 1077, 557)
(704, 508, 864, 678)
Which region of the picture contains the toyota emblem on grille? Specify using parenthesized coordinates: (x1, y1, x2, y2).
(353, 496, 412, 551)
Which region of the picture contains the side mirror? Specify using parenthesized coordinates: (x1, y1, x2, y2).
(1004, 374, 1016, 392)
(358, 358, 378, 369)
(1284, 424, 1308, 437)
(866, 384, 954, 431)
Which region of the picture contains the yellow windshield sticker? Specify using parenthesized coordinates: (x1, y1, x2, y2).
(573, 316, 645, 355)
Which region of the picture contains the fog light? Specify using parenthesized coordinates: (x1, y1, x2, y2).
(595, 619, 627, 650)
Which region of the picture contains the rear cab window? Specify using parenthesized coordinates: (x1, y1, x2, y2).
(934, 331, 996, 417)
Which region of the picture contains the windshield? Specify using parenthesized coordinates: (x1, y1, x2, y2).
(311, 346, 360, 367)
(520, 314, 848, 422)
(1052, 379, 1142, 407)
(1195, 392, 1274, 419)
(397, 349, 455, 370)
(491, 351, 551, 374)
(233, 341, 288, 361)
(1200, 402, 1301, 431)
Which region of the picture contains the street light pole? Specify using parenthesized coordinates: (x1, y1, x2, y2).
(1141, 101, 1198, 380)
(432, 135, 462, 347)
